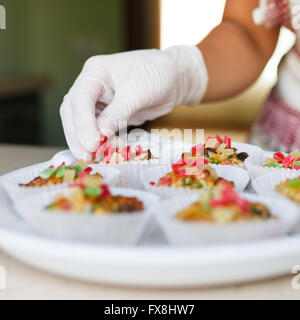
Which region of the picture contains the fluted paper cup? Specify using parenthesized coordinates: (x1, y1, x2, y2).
(91, 160, 160, 189)
(13, 187, 158, 245)
(140, 164, 250, 199)
(229, 142, 264, 169)
(252, 171, 300, 210)
(155, 193, 298, 246)
(3, 165, 120, 202)
(245, 151, 300, 181)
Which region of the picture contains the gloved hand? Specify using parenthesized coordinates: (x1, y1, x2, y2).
(60, 45, 208, 161)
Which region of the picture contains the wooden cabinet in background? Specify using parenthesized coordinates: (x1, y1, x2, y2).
(0, 76, 50, 145)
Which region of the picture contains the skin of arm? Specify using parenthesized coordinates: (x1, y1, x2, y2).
(199, 0, 280, 102)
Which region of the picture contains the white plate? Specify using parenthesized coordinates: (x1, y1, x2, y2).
(1, 151, 300, 287)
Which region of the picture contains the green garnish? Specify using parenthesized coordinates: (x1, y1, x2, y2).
(45, 203, 55, 210)
(84, 186, 102, 198)
(267, 163, 283, 168)
(56, 165, 68, 178)
(209, 158, 220, 164)
(286, 178, 300, 189)
(193, 182, 204, 189)
(72, 165, 83, 177)
(202, 202, 212, 212)
(293, 161, 300, 167)
(183, 177, 192, 185)
(40, 167, 56, 179)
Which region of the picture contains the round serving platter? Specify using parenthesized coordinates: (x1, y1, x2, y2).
(0, 149, 300, 288)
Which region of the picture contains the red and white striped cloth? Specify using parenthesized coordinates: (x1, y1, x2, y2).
(251, 90, 300, 150)
(249, 0, 300, 151)
(266, 0, 294, 30)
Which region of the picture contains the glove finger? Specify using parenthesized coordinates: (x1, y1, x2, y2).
(60, 94, 91, 162)
(97, 91, 140, 137)
(71, 76, 104, 153)
(128, 103, 174, 126)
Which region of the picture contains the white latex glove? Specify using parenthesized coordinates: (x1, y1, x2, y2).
(60, 45, 208, 161)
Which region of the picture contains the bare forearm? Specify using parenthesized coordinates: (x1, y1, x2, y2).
(199, 0, 279, 102)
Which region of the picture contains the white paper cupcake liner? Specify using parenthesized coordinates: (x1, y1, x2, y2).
(140, 164, 250, 199)
(229, 142, 264, 169)
(13, 187, 159, 245)
(155, 193, 298, 246)
(245, 150, 300, 181)
(252, 172, 300, 222)
(3, 165, 121, 202)
(91, 160, 160, 189)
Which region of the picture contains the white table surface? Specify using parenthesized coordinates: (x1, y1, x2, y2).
(0, 143, 300, 300)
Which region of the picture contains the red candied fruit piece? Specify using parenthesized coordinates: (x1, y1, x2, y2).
(104, 144, 114, 158)
(149, 181, 156, 186)
(56, 162, 66, 170)
(294, 157, 300, 170)
(210, 181, 250, 214)
(223, 136, 231, 148)
(135, 145, 144, 156)
(78, 166, 93, 180)
(100, 184, 111, 199)
(121, 146, 131, 161)
(158, 177, 172, 185)
(283, 154, 295, 168)
(191, 144, 205, 155)
(84, 167, 93, 174)
(215, 135, 223, 144)
(273, 152, 286, 163)
(172, 159, 187, 174)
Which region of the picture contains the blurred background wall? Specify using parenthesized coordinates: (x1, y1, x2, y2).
(0, 0, 296, 147)
(0, 0, 125, 146)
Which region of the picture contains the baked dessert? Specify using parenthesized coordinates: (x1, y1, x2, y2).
(275, 176, 300, 204)
(92, 137, 155, 164)
(264, 151, 300, 170)
(156, 160, 233, 189)
(176, 181, 273, 223)
(46, 178, 144, 214)
(19, 160, 102, 187)
(181, 135, 249, 166)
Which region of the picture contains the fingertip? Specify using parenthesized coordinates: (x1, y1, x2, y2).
(97, 117, 118, 138)
(77, 131, 100, 153)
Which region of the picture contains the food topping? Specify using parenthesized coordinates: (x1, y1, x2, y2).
(19, 161, 102, 187)
(156, 159, 233, 190)
(275, 176, 300, 204)
(182, 135, 248, 166)
(92, 137, 156, 164)
(46, 182, 144, 214)
(264, 151, 300, 170)
(176, 181, 273, 223)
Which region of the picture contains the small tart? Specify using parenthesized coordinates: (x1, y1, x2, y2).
(275, 176, 300, 204)
(264, 151, 300, 170)
(92, 140, 156, 164)
(157, 162, 234, 190)
(46, 183, 144, 214)
(176, 181, 274, 223)
(182, 135, 249, 166)
(19, 161, 102, 187)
